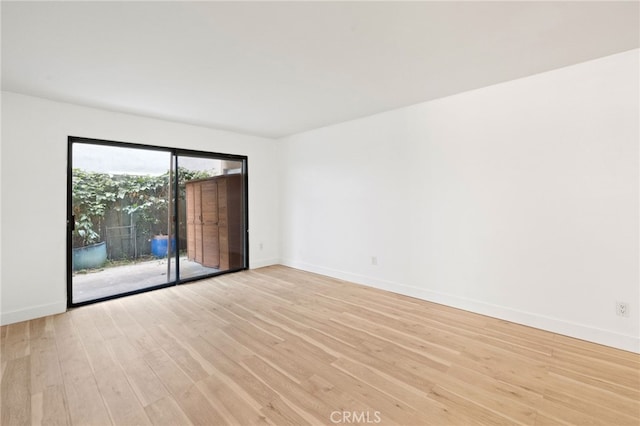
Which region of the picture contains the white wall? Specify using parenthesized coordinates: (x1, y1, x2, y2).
(2, 51, 637, 352)
(0, 92, 281, 325)
(279, 49, 639, 352)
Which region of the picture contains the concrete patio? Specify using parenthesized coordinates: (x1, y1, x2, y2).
(72, 256, 218, 303)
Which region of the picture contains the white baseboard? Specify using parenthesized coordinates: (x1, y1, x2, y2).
(250, 257, 281, 269)
(1, 301, 67, 326)
(281, 259, 640, 354)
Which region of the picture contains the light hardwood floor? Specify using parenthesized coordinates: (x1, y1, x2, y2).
(2, 265, 639, 425)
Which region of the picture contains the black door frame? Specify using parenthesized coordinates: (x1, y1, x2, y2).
(67, 136, 249, 308)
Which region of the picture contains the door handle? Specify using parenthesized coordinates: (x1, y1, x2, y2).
(69, 215, 75, 231)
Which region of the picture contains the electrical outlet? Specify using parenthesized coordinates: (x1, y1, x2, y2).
(371, 256, 378, 266)
(616, 301, 629, 317)
(259, 242, 263, 250)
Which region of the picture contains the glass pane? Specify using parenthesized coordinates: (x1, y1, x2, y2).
(71, 143, 175, 303)
(178, 156, 245, 280)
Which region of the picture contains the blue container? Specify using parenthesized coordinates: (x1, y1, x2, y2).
(151, 235, 175, 258)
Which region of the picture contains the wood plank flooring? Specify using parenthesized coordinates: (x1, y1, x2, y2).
(1, 265, 639, 425)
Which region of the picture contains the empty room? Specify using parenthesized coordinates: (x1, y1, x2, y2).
(1, 1, 639, 425)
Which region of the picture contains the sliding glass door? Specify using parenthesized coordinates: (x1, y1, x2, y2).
(176, 155, 246, 280)
(67, 137, 248, 306)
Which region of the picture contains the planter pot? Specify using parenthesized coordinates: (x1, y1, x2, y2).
(73, 241, 107, 271)
(151, 235, 176, 258)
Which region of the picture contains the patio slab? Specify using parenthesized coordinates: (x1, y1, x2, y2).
(72, 256, 218, 303)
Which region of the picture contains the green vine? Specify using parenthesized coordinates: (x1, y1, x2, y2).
(72, 170, 117, 246)
(72, 168, 211, 247)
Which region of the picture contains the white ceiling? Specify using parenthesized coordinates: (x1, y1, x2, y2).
(2, 1, 638, 139)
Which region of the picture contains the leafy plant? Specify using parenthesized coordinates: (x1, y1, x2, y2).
(72, 167, 212, 248)
(72, 170, 117, 246)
